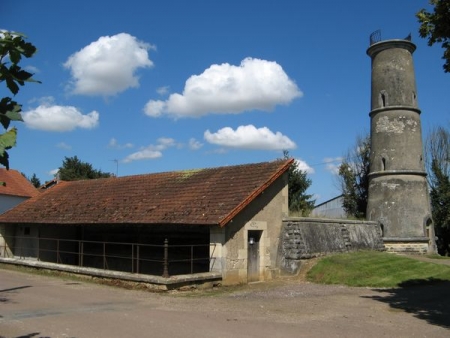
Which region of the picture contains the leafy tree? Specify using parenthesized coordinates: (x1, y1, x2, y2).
(58, 156, 112, 181)
(417, 0, 450, 72)
(283, 150, 315, 216)
(337, 134, 370, 219)
(0, 31, 40, 169)
(425, 125, 450, 182)
(425, 125, 450, 255)
(430, 161, 450, 255)
(20, 171, 41, 188)
(29, 173, 41, 188)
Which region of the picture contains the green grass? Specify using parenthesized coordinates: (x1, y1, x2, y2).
(307, 251, 450, 288)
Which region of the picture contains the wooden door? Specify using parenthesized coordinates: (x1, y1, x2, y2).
(247, 230, 261, 282)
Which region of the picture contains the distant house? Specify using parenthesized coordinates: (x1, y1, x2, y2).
(311, 195, 346, 219)
(0, 169, 39, 214)
(0, 160, 292, 285)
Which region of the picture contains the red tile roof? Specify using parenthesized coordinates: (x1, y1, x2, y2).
(0, 160, 292, 226)
(0, 169, 39, 198)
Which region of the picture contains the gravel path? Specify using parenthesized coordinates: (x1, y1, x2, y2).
(1, 264, 449, 338)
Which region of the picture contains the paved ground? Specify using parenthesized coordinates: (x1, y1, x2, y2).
(1, 263, 449, 338)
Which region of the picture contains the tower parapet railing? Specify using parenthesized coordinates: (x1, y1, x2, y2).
(370, 30, 381, 45)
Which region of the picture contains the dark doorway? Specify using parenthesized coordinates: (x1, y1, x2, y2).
(247, 230, 262, 282)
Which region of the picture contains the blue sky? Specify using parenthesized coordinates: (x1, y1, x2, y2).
(2, 0, 449, 204)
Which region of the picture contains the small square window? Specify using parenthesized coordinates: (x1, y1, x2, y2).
(24, 227, 31, 235)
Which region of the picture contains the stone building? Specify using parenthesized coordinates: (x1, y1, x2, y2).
(0, 160, 291, 286)
(366, 33, 436, 254)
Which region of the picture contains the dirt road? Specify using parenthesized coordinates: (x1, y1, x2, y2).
(1, 266, 449, 338)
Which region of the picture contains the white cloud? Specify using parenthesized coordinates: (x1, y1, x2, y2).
(56, 142, 72, 150)
(323, 157, 343, 175)
(204, 125, 296, 150)
(295, 159, 315, 174)
(188, 138, 203, 150)
(38, 96, 55, 105)
(49, 168, 59, 176)
(144, 57, 302, 118)
(64, 33, 154, 96)
(23, 104, 99, 132)
(144, 100, 166, 117)
(156, 86, 170, 96)
(25, 65, 40, 74)
(123, 137, 177, 163)
(123, 149, 162, 163)
(156, 137, 176, 149)
(108, 138, 133, 149)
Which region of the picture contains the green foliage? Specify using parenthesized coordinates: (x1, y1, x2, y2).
(283, 150, 315, 216)
(0, 128, 17, 168)
(307, 251, 450, 287)
(58, 156, 112, 181)
(0, 31, 40, 169)
(337, 135, 370, 219)
(430, 160, 450, 255)
(425, 125, 450, 256)
(29, 173, 41, 188)
(21, 171, 41, 188)
(417, 0, 450, 72)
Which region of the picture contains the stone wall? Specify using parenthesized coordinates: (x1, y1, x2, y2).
(383, 239, 429, 255)
(279, 218, 385, 274)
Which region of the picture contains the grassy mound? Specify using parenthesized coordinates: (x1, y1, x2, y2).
(306, 251, 450, 288)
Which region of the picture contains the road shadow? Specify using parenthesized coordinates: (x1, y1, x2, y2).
(363, 279, 450, 329)
(0, 285, 31, 304)
(0, 333, 53, 338)
(0, 285, 32, 293)
(0, 335, 37, 338)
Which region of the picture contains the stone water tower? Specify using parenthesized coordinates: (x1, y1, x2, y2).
(366, 31, 436, 254)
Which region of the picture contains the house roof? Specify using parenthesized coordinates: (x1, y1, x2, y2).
(0, 159, 292, 226)
(0, 169, 39, 198)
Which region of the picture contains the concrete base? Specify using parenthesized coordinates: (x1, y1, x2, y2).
(383, 237, 429, 255)
(0, 257, 222, 291)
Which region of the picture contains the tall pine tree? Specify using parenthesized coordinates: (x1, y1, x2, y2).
(283, 151, 315, 216)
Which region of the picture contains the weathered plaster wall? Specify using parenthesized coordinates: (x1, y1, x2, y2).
(368, 40, 417, 111)
(370, 110, 424, 172)
(367, 175, 431, 238)
(279, 218, 384, 274)
(0, 224, 14, 257)
(0, 195, 28, 214)
(366, 39, 436, 254)
(215, 172, 289, 285)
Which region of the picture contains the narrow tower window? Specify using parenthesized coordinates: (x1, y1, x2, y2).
(412, 91, 417, 105)
(424, 216, 433, 238)
(381, 157, 386, 171)
(379, 91, 387, 107)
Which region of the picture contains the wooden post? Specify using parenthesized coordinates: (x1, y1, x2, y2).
(162, 238, 169, 278)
